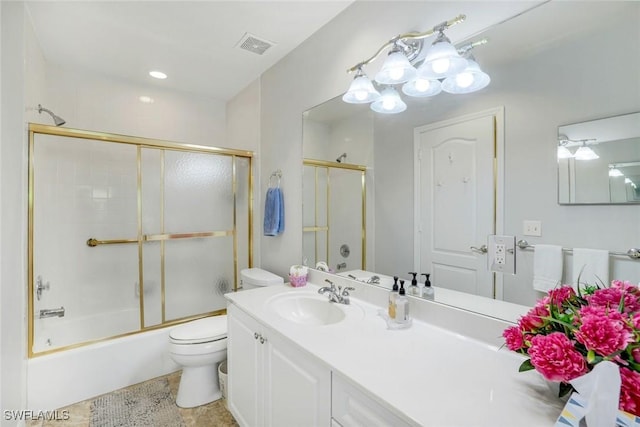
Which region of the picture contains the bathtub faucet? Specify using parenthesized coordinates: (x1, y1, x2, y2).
(39, 307, 65, 319)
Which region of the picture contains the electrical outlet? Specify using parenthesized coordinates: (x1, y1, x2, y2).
(523, 220, 542, 237)
(488, 235, 516, 274)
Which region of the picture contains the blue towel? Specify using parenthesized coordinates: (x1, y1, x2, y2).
(264, 187, 285, 236)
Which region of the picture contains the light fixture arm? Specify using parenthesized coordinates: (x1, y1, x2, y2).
(456, 38, 488, 55)
(346, 14, 466, 73)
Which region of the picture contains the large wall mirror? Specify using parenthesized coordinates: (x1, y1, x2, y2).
(302, 1, 640, 321)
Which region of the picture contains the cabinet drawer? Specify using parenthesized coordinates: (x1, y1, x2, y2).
(332, 373, 413, 427)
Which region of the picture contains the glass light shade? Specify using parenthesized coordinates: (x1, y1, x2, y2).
(375, 51, 417, 85)
(418, 39, 468, 79)
(608, 168, 623, 177)
(342, 73, 380, 104)
(625, 177, 633, 184)
(402, 77, 442, 97)
(574, 145, 599, 160)
(441, 58, 491, 94)
(557, 145, 573, 159)
(370, 87, 407, 114)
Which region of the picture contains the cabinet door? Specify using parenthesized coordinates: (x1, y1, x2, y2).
(228, 304, 263, 427)
(263, 330, 331, 427)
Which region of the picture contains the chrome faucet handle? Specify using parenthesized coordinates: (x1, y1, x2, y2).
(341, 286, 355, 296)
(324, 279, 336, 290)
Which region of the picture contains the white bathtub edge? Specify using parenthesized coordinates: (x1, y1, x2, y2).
(27, 326, 180, 411)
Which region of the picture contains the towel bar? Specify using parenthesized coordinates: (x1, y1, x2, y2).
(516, 239, 640, 260)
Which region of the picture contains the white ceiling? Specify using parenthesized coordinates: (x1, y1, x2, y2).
(26, 1, 355, 101)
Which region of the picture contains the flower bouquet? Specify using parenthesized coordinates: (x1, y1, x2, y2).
(502, 280, 640, 416)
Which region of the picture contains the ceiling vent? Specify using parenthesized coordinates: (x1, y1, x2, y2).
(236, 32, 275, 56)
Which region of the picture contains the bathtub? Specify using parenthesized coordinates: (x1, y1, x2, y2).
(27, 313, 180, 411)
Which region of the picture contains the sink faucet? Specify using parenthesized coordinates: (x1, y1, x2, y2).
(318, 279, 355, 305)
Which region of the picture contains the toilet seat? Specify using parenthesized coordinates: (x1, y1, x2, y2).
(169, 315, 227, 345)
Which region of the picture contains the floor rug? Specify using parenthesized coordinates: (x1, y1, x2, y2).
(89, 378, 186, 427)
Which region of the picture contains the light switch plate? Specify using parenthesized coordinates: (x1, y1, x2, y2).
(523, 220, 542, 236)
(488, 235, 516, 274)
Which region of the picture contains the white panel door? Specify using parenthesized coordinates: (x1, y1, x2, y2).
(415, 113, 496, 298)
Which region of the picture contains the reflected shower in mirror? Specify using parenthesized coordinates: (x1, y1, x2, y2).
(558, 112, 640, 204)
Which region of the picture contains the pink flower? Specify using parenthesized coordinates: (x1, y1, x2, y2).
(503, 326, 525, 351)
(632, 312, 640, 330)
(528, 333, 588, 382)
(574, 307, 633, 357)
(620, 367, 640, 416)
(632, 348, 640, 364)
(548, 286, 576, 308)
(587, 285, 640, 314)
(519, 303, 550, 331)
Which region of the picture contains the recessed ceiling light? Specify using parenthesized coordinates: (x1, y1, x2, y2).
(139, 96, 155, 104)
(149, 70, 167, 79)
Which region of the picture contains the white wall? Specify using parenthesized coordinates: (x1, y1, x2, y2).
(1, 2, 31, 421)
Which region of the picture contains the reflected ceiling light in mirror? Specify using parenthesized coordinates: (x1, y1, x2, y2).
(557, 145, 573, 159)
(375, 43, 417, 85)
(342, 67, 380, 104)
(441, 53, 490, 94)
(371, 87, 406, 114)
(342, 67, 381, 104)
(609, 166, 624, 177)
(574, 141, 599, 160)
(418, 30, 468, 79)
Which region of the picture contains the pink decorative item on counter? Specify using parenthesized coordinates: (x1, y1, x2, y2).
(289, 274, 307, 288)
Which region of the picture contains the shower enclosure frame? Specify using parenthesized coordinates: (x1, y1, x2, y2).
(303, 158, 366, 270)
(27, 123, 254, 358)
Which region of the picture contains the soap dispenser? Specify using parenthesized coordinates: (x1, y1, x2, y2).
(421, 273, 434, 300)
(408, 272, 419, 296)
(395, 281, 410, 324)
(388, 276, 399, 319)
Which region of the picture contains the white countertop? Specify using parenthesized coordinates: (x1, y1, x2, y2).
(225, 282, 564, 427)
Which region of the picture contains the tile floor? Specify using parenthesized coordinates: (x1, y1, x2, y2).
(27, 371, 239, 427)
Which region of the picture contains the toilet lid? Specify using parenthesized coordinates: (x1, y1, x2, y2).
(169, 315, 227, 343)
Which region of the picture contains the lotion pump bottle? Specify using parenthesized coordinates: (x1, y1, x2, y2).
(395, 281, 410, 324)
(422, 273, 434, 300)
(408, 272, 419, 296)
(388, 276, 399, 319)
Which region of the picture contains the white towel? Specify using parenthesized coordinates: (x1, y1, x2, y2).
(533, 244, 563, 292)
(572, 248, 609, 288)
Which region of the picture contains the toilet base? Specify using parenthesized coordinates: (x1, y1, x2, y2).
(176, 364, 222, 408)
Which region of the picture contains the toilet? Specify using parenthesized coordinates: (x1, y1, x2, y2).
(240, 267, 284, 290)
(168, 268, 284, 408)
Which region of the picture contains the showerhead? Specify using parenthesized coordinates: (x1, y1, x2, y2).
(37, 104, 66, 126)
(336, 153, 347, 163)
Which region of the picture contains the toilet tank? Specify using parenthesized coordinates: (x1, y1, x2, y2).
(240, 268, 284, 290)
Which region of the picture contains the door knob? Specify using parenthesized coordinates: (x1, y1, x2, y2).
(470, 245, 488, 254)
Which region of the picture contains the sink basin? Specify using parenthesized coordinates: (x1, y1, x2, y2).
(266, 292, 360, 326)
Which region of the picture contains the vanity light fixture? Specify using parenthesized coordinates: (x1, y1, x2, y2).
(344, 15, 491, 114)
(371, 86, 407, 114)
(441, 45, 490, 94)
(343, 67, 381, 103)
(574, 141, 599, 160)
(418, 29, 468, 79)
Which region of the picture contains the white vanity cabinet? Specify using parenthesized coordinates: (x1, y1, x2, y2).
(227, 303, 332, 427)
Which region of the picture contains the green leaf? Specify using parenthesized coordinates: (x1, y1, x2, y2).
(559, 382, 575, 398)
(587, 349, 596, 364)
(518, 359, 535, 372)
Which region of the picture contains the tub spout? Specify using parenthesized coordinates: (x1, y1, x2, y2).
(39, 307, 65, 319)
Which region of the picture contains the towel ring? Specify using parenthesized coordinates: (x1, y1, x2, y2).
(269, 170, 282, 188)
